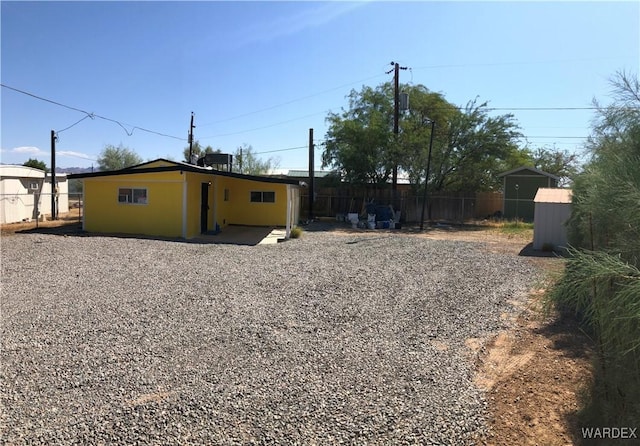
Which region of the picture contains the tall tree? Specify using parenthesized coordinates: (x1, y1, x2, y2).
(322, 84, 394, 185)
(530, 146, 580, 186)
(23, 158, 49, 172)
(567, 71, 640, 257)
(396, 85, 461, 191)
(97, 144, 142, 171)
(322, 83, 524, 192)
(233, 143, 278, 175)
(429, 98, 522, 192)
(182, 141, 220, 163)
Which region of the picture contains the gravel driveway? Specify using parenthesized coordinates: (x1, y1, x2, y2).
(1, 230, 538, 445)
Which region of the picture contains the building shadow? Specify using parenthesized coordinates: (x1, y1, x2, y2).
(518, 242, 569, 258)
(15, 223, 280, 246)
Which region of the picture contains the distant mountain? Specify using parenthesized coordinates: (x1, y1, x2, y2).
(55, 167, 95, 174)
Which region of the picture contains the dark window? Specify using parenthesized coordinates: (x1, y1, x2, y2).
(250, 191, 262, 202)
(118, 188, 147, 204)
(263, 191, 275, 203)
(250, 191, 276, 203)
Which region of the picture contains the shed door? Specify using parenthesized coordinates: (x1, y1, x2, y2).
(201, 183, 209, 233)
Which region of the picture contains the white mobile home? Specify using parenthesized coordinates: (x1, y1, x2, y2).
(0, 165, 69, 224)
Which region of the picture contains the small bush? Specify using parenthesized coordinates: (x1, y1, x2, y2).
(290, 226, 303, 239)
(495, 219, 534, 237)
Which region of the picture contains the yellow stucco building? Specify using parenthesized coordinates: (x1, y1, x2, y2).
(69, 159, 301, 239)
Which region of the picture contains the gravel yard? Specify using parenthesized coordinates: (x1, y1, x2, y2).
(1, 230, 538, 445)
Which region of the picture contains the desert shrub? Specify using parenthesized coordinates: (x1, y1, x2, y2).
(549, 71, 640, 427)
(290, 226, 303, 239)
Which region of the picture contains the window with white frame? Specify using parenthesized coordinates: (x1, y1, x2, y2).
(118, 188, 148, 204)
(250, 191, 275, 203)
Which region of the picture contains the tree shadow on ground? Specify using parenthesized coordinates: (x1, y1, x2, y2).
(536, 312, 595, 445)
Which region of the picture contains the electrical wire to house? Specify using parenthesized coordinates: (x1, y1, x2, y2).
(1, 83, 186, 141)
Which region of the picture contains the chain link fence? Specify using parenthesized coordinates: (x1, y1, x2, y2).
(1, 192, 83, 225)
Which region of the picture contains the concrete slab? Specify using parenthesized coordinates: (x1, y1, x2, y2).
(193, 225, 285, 246)
(258, 228, 287, 245)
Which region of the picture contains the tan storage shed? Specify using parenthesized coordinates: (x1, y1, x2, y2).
(533, 188, 572, 251)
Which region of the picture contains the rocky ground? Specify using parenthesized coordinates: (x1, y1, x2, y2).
(0, 224, 543, 445)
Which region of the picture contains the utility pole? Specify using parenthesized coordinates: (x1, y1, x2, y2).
(420, 120, 436, 231)
(389, 61, 407, 212)
(50, 130, 57, 220)
(188, 112, 195, 164)
(308, 128, 314, 222)
(392, 62, 400, 192)
(239, 147, 243, 173)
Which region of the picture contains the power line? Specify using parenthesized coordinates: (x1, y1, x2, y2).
(0, 83, 612, 147)
(488, 107, 598, 111)
(199, 112, 326, 139)
(199, 104, 601, 140)
(525, 135, 587, 139)
(56, 115, 94, 134)
(253, 145, 307, 155)
(1, 83, 186, 141)
(1, 83, 92, 115)
(199, 58, 630, 128)
(411, 56, 633, 71)
(198, 73, 387, 128)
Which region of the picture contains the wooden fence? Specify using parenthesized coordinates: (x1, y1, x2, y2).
(300, 187, 503, 223)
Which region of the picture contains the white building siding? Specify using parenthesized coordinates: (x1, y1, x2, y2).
(0, 166, 69, 224)
(533, 197, 572, 250)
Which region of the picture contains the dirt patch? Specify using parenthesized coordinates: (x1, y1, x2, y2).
(478, 298, 593, 445)
(414, 222, 594, 445)
(1, 213, 81, 236)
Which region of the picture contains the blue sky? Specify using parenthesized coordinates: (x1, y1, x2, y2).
(2, 1, 639, 171)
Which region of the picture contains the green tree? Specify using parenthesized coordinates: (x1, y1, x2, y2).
(529, 146, 580, 186)
(182, 141, 220, 163)
(566, 71, 640, 257)
(233, 143, 279, 175)
(395, 85, 459, 191)
(428, 98, 522, 192)
(97, 144, 142, 171)
(322, 83, 523, 191)
(23, 158, 49, 172)
(322, 84, 395, 185)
